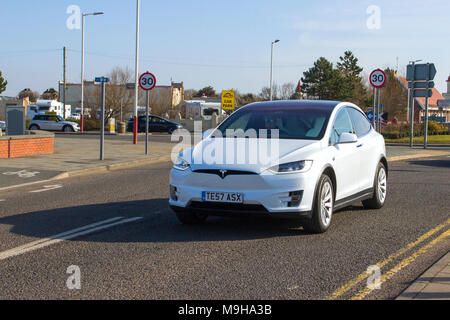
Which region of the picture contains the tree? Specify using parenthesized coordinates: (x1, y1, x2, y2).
(301, 57, 345, 100)
(18, 88, 39, 102)
(195, 86, 216, 98)
(380, 68, 408, 121)
(337, 51, 366, 103)
(0, 71, 7, 94)
(106, 66, 134, 122)
(259, 83, 279, 101)
(280, 82, 296, 100)
(41, 88, 59, 100)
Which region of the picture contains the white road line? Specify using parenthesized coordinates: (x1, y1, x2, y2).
(0, 199, 5, 202)
(29, 185, 63, 193)
(0, 217, 142, 261)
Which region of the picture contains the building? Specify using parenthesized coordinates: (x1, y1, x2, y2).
(396, 76, 450, 123)
(0, 96, 31, 121)
(58, 81, 184, 113)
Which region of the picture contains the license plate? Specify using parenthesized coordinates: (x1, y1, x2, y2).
(202, 192, 244, 204)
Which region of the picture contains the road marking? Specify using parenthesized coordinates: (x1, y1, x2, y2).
(29, 185, 63, 193)
(0, 199, 5, 202)
(0, 217, 142, 261)
(3, 170, 40, 178)
(326, 218, 450, 300)
(350, 227, 450, 300)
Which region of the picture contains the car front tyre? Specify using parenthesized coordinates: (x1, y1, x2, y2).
(175, 210, 208, 225)
(362, 162, 387, 210)
(63, 125, 74, 132)
(29, 125, 40, 130)
(303, 174, 334, 234)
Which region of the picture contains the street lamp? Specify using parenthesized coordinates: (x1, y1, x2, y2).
(81, 11, 104, 133)
(133, 0, 140, 145)
(269, 39, 280, 101)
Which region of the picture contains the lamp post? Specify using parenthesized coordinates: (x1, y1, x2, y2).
(269, 39, 280, 101)
(133, 0, 140, 145)
(80, 11, 104, 133)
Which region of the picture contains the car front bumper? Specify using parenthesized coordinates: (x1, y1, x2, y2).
(169, 168, 318, 218)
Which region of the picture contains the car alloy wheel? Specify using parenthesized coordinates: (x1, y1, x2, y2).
(377, 167, 387, 204)
(320, 181, 333, 227)
(64, 126, 74, 132)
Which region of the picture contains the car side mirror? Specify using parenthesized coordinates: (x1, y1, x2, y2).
(202, 129, 215, 140)
(338, 132, 358, 144)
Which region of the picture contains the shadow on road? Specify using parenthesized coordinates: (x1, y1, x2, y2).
(0, 198, 316, 244)
(408, 159, 450, 169)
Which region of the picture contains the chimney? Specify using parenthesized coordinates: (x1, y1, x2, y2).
(447, 76, 450, 94)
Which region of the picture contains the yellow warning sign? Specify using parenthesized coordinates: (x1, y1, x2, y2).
(221, 90, 235, 111)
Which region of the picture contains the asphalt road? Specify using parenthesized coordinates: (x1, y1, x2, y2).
(0, 156, 448, 300)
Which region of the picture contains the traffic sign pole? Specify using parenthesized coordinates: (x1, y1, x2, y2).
(100, 81, 106, 161)
(409, 63, 416, 148)
(424, 63, 430, 149)
(138, 72, 157, 155)
(145, 90, 149, 155)
(377, 88, 381, 132)
(372, 87, 376, 129)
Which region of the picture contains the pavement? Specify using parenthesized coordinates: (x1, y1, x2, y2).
(0, 134, 449, 192)
(0, 152, 448, 299)
(397, 252, 450, 300)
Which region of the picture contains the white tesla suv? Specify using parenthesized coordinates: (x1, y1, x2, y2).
(169, 101, 388, 233)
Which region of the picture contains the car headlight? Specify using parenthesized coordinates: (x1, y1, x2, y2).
(268, 160, 313, 174)
(173, 156, 190, 171)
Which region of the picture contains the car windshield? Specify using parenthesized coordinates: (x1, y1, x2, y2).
(216, 106, 332, 140)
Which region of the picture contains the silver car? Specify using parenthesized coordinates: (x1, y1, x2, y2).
(29, 114, 80, 132)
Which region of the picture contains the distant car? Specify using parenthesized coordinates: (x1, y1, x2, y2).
(127, 116, 183, 134)
(69, 114, 81, 120)
(0, 121, 5, 131)
(29, 115, 80, 132)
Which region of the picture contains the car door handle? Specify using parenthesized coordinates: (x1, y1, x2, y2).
(357, 144, 363, 148)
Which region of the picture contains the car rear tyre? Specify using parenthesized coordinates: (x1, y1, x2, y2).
(302, 174, 334, 234)
(176, 210, 208, 225)
(63, 126, 74, 132)
(362, 162, 387, 210)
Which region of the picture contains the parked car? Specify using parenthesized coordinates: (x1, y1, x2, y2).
(0, 121, 5, 131)
(29, 114, 80, 132)
(127, 116, 183, 134)
(169, 100, 388, 234)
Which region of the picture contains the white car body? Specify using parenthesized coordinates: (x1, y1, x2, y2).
(169, 101, 387, 232)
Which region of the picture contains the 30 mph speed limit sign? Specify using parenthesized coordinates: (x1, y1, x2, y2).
(139, 72, 157, 91)
(369, 69, 386, 88)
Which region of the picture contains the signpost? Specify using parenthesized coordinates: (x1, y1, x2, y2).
(369, 69, 386, 132)
(95, 77, 109, 160)
(139, 72, 157, 155)
(406, 63, 436, 149)
(221, 90, 236, 111)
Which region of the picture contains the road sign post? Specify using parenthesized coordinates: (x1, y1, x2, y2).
(95, 77, 109, 160)
(139, 72, 157, 155)
(369, 69, 386, 132)
(407, 62, 436, 149)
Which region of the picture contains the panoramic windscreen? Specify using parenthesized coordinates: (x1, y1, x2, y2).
(216, 105, 332, 140)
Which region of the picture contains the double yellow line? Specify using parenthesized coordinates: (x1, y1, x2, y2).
(326, 218, 450, 300)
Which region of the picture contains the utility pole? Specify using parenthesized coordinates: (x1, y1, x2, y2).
(63, 46, 67, 119)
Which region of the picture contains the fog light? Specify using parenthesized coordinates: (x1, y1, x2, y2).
(170, 185, 178, 201)
(288, 191, 303, 207)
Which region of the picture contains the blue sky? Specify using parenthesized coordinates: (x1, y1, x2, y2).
(1, 0, 449, 97)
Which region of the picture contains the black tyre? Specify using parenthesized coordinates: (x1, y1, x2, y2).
(176, 210, 208, 225)
(303, 174, 334, 234)
(362, 162, 387, 210)
(29, 125, 40, 130)
(168, 127, 175, 135)
(63, 125, 74, 132)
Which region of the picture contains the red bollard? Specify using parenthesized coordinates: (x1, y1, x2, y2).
(80, 116, 84, 133)
(133, 116, 138, 144)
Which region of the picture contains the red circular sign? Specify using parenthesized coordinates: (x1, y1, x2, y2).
(139, 72, 157, 91)
(369, 69, 387, 88)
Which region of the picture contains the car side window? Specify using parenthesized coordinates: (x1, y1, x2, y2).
(347, 107, 372, 138)
(330, 109, 354, 145)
